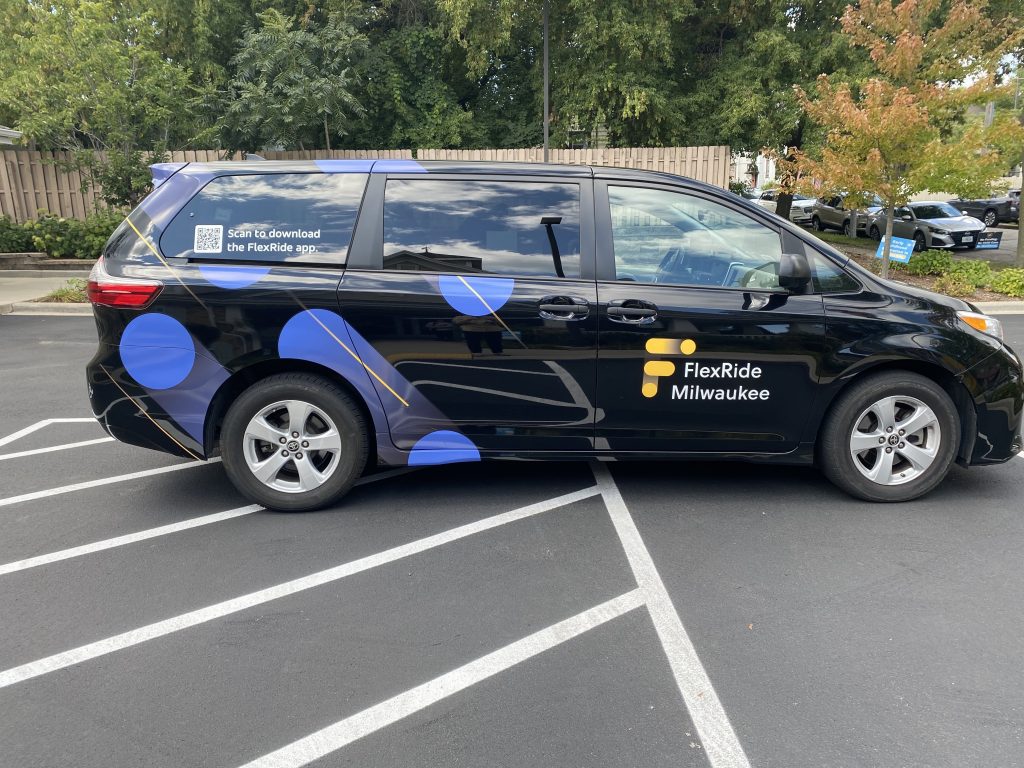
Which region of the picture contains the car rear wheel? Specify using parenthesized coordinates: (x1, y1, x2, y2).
(221, 373, 367, 511)
(869, 224, 881, 240)
(983, 209, 997, 227)
(819, 372, 959, 502)
(842, 220, 852, 236)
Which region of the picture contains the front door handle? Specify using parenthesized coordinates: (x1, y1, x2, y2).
(539, 295, 590, 321)
(607, 299, 658, 325)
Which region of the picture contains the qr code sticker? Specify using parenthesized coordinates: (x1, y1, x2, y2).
(193, 225, 223, 254)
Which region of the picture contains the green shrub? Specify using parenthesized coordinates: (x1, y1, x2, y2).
(905, 249, 953, 276)
(932, 272, 976, 298)
(946, 259, 993, 288)
(990, 268, 1024, 298)
(25, 209, 124, 259)
(0, 215, 35, 253)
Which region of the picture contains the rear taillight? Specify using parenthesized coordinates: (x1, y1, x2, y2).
(87, 257, 163, 309)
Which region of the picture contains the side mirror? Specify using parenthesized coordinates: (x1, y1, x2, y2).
(901, 214, 913, 221)
(778, 252, 811, 293)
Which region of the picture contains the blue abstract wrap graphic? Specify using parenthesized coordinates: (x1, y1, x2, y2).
(438, 275, 515, 316)
(198, 264, 271, 289)
(147, 353, 230, 444)
(279, 308, 480, 465)
(314, 159, 374, 174)
(120, 313, 196, 390)
(409, 430, 481, 466)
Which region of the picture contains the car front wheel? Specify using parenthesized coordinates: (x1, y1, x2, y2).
(812, 216, 824, 231)
(221, 373, 368, 511)
(819, 372, 959, 502)
(869, 225, 881, 240)
(914, 232, 927, 251)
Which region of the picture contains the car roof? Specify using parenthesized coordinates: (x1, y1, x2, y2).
(165, 159, 730, 196)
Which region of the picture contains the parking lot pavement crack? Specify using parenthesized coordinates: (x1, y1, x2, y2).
(232, 590, 646, 768)
(591, 462, 752, 768)
(0, 485, 600, 691)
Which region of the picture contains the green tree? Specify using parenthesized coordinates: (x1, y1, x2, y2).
(219, 7, 367, 151)
(796, 0, 1024, 277)
(0, 0, 194, 154)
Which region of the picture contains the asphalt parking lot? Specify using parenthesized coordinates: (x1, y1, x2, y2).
(1, 314, 1023, 768)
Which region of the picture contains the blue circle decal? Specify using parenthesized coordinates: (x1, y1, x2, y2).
(198, 264, 270, 289)
(408, 430, 480, 466)
(120, 313, 196, 390)
(438, 275, 514, 317)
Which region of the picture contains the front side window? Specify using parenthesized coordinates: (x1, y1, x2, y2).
(608, 186, 783, 289)
(383, 179, 581, 278)
(161, 173, 368, 265)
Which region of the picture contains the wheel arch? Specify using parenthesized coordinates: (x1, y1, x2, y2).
(203, 358, 378, 463)
(817, 359, 976, 465)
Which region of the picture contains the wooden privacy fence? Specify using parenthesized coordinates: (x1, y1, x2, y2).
(0, 145, 730, 222)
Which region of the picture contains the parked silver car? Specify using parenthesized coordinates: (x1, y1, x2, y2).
(749, 189, 815, 224)
(867, 201, 985, 251)
(811, 194, 883, 236)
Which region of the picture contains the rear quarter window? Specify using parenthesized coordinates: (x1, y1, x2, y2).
(160, 173, 368, 266)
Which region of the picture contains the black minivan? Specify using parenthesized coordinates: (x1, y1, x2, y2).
(87, 160, 1023, 510)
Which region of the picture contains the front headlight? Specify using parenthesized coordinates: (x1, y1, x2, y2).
(957, 311, 1003, 342)
(929, 227, 950, 234)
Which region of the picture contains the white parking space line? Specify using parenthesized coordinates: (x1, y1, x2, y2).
(0, 485, 600, 690)
(235, 590, 645, 768)
(0, 418, 97, 449)
(0, 466, 417, 577)
(0, 459, 221, 509)
(0, 437, 114, 462)
(591, 463, 751, 768)
(0, 505, 262, 577)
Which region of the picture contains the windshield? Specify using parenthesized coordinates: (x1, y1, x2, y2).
(911, 202, 961, 219)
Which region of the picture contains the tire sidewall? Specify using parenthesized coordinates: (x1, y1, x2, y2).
(821, 373, 960, 502)
(221, 375, 367, 512)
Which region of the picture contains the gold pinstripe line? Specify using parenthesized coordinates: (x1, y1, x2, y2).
(454, 275, 527, 349)
(99, 365, 204, 461)
(300, 306, 411, 408)
(124, 217, 206, 308)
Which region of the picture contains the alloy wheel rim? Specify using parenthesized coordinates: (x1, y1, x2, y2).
(242, 399, 342, 494)
(849, 395, 941, 486)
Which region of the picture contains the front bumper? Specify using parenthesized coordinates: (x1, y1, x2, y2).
(961, 344, 1024, 465)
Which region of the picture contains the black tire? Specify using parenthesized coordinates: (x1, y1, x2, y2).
(842, 219, 851, 236)
(983, 209, 997, 227)
(913, 231, 926, 252)
(818, 372, 959, 502)
(812, 215, 824, 232)
(221, 373, 368, 512)
(869, 225, 881, 241)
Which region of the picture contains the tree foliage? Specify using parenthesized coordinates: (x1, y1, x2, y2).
(0, 0, 194, 154)
(795, 0, 1024, 276)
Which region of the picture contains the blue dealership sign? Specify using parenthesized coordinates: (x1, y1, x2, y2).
(875, 236, 916, 263)
(975, 231, 1003, 250)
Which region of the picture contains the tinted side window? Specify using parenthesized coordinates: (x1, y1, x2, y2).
(810, 253, 860, 293)
(383, 179, 581, 278)
(161, 173, 368, 266)
(608, 186, 783, 288)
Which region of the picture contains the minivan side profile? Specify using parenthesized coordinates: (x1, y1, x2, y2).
(87, 160, 1023, 510)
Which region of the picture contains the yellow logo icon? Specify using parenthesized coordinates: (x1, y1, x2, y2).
(642, 338, 697, 398)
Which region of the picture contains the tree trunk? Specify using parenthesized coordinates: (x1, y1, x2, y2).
(881, 202, 895, 279)
(324, 119, 331, 152)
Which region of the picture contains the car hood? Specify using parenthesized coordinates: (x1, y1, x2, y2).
(887, 279, 974, 312)
(921, 216, 983, 230)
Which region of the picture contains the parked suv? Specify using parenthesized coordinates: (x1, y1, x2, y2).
(811, 194, 883, 236)
(949, 191, 1019, 226)
(87, 160, 1023, 510)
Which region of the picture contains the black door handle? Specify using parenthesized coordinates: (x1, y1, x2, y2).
(539, 296, 590, 321)
(607, 300, 658, 324)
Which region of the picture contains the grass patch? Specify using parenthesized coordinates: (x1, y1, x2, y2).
(809, 230, 873, 251)
(40, 277, 88, 303)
